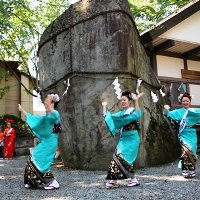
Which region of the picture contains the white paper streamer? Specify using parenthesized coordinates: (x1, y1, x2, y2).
(58, 77, 192, 106)
(112, 77, 122, 100)
(178, 83, 183, 91)
(136, 79, 142, 94)
(159, 89, 165, 97)
(62, 78, 70, 97)
(151, 91, 158, 103)
(178, 93, 183, 102)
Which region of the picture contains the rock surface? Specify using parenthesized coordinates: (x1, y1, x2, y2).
(38, 0, 180, 170)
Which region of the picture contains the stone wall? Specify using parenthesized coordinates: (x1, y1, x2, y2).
(15, 136, 33, 156)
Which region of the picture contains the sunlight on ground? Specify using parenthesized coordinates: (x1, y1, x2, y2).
(52, 161, 65, 168)
(138, 174, 196, 182)
(74, 181, 102, 188)
(0, 175, 22, 180)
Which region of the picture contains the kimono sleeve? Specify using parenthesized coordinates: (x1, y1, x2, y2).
(104, 108, 142, 137)
(166, 109, 182, 122)
(104, 111, 117, 137)
(26, 113, 45, 140)
(187, 108, 200, 126)
(112, 108, 142, 126)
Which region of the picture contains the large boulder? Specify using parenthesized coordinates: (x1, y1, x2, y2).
(38, 0, 180, 170)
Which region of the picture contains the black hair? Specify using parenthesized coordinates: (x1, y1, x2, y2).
(54, 101, 59, 109)
(121, 90, 132, 101)
(181, 92, 191, 102)
(48, 93, 60, 109)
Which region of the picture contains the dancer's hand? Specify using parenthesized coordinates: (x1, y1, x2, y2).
(102, 102, 107, 116)
(136, 92, 144, 100)
(18, 104, 27, 115)
(164, 105, 170, 110)
(18, 104, 22, 112)
(102, 101, 107, 107)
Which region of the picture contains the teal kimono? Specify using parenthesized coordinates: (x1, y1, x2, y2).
(26, 110, 60, 172)
(167, 107, 200, 170)
(24, 110, 61, 188)
(104, 107, 142, 180)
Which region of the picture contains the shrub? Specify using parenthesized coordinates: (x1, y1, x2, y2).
(0, 114, 33, 138)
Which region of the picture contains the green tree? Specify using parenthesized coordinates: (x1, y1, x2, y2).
(128, 0, 191, 32)
(0, 0, 192, 97)
(0, 0, 71, 95)
(0, 65, 10, 99)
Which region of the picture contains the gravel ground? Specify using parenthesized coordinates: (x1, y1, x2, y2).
(0, 156, 200, 200)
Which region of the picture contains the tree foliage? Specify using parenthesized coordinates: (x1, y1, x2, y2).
(0, 67, 10, 99)
(0, 0, 192, 96)
(0, 0, 70, 94)
(128, 0, 191, 32)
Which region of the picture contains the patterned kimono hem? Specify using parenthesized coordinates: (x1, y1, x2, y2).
(180, 141, 197, 171)
(24, 156, 55, 188)
(106, 153, 135, 180)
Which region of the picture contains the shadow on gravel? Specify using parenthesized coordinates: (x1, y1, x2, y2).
(0, 157, 200, 200)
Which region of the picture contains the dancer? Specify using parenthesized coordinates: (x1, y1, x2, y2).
(102, 90, 144, 188)
(3, 119, 16, 160)
(18, 93, 62, 190)
(164, 92, 200, 178)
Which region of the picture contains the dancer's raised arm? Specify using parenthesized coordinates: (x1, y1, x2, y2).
(18, 104, 27, 116)
(135, 92, 144, 110)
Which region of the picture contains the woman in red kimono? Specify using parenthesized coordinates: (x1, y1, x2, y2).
(3, 119, 16, 159)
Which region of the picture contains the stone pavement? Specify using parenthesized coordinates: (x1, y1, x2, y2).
(0, 156, 200, 200)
